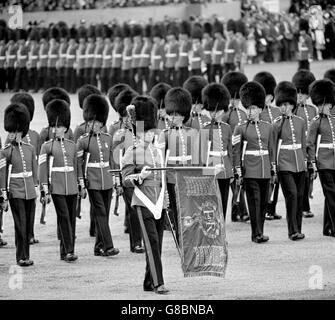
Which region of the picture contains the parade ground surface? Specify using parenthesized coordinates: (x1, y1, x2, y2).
(0, 60, 335, 300)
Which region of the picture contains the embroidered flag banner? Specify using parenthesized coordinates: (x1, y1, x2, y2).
(174, 167, 228, 278)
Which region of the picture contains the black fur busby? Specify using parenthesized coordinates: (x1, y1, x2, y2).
(183, 76, 208, 104)
(122, 23, 131, 38)
(203, 22, 212, 36)
(236, 19, 247, 36)
(191, 24, 203, 40)
(166, 22, 179, 38)
(102, 24, 112, 39)
(324, 69, 335, 84)
(39, 28, 49, 40)
(202, 83, 231, 112)
(4, 103, 30, 137)
(275, 81, 297, 107)
(107, 83, 132, 110)
(152, 23, 163, 38)
(0, 27, 8, 42)
(299, 18, 309, 33)
(213, 20, 223, 35)
(253, 71, 277, 97)
(17, 28, 27, 41)
(95, 24, 104, 38)
(113, 24, 123, 38)
(226, 19, 236, 33)
(179, 20, 191, 36)
(114, 89, 138, 118)
(83, 94, 109, 126)
(42, 87, 71, 109)
(78, 26, 86, 39)
(150, 82, 172, 109)
(309, 79, 335, 106)
(69, 27, 77, 40)
(78, 84, 101, 109)
(87, 25, 95, 39)
(28, 28, 39, 41)
(132, 24, 143, 38)
(221, 71, 248, 99)
(165, 87, 192, 123)
(240, 81, 266, 109)
(46, 99, 71, 130)
(10, 93, 35, 122)
(128, 96, 158, 132)
(49, 26, 59, 39)
(144, 24, 152, 38)
(292, 70, 316, 95)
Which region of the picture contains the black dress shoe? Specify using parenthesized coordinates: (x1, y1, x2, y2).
(231, 215, 240, 222)
(289, 232, 305, 241)
(252, 236, 263, 243)
(26, 259, 34, 266)
(303, 211, 314, 218)
(143, 284, 154, 292)
(94, 249, 104, 256)
(261, 235, 269, 242)
(133, 245, 145, 254)
(0, 238, 7, 247)
(29, 238, 39, 245)
(323, 230, 335, 237)
(103, 248, 120, 256)
(64, 253, 78, 262)
(265, 212, 274, 220)
(273, 213, 282, 220)
(240, 214, 250, 222)
(17, 259, 33, 267)
(154, 285, 169, 295)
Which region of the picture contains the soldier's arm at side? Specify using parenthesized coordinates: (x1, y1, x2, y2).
(73, 125, 83, 143)
(268, 125, 277, 165)
(227, 125, 233, 163)
(301, 119, 307, 160)
(76, 138, 85, 181)
(306, 119, 318, 163)
(121, 147, 140, 188)
(0, 150, 8, 191)
(32, 147, 38, 187)
(232, 125, 242, 169)
(38, 143, 49, 189)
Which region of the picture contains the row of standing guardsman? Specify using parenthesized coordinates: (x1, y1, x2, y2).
(1, 67, 335, 293)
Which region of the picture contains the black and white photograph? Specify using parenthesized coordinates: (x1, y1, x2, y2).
(0, 0, 335, 307)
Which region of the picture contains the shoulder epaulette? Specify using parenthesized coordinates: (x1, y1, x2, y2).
(273, 116, 282, 123)
(312, 115, 320, 121)
(239, 120, 248, 126)
(3, 143, 11, 149)
(79, 133, 90, 139)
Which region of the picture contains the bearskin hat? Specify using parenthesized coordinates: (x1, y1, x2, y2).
(165, 87, 192, 123)
(122, 23, 131, 38)
(39, 28, 49, 40)
(107, 83, 132, 110)
(128, 96, 158, 132)
(49, 26, 59, 40)
(17, 28, 27, 41)
(46, 99, 71, 130)
(102, 24, 112, 39)
(150, 82, 172, 109)
(114, 89, 138, 118)
(78, 84, 101, 109)
(87, 25, 95, 39)
(226, 19, 236, 33)
(203, 22, 212, 36)
(42, 87, 71, 109)
(275, 81, 297, 107)
(28, 27, 39, 41)
(253, 71, 277, 97)
(240, 81, 266, 109)
(69, 27, 77, 40)
(113, 24, 123, 38)
(152, 23, 163, 38)
(213, 20, 223, 35)
(83, 94, 109, 126)
(179, 20, 191, 36)
(166, 22, 179, 38)
(132, 24, 143, 38)
(143, 24, 152, 38)
(221, 71, 248, 99)
(299, 18, 309, 32)
(324, 69, 335, 84)
(0, 27, 8, 42)
(95, 24, 104, 38)
(78, 26, 86, 39)
(202, 83, 231, 112)
(183, 76, 208, 104)
(292, 70, 316, 95)
(4, 103, 30, 137)
(309, 79, 335, 106)
(191, 24, 203, 40)
(236, 19, 247, 36)
(10, 93, 35, 122)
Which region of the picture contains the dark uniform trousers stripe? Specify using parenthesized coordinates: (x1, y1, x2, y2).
(217, 178, 230, 220)
(278, 171, 305, 236)
(319, 170, 335, 234)
(28, 200, 36, 241)
(0, 68, 6, 91)
(302, 171, 311, 212)
(136, 206, 165, 288)
(244, 179, 269, 238)
(177, 67, 189, 87)
(52, 194, 77, 257)
(88, 189, 114, 252)
(9, 198, 35, 262)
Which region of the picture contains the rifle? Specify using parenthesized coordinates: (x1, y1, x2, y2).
(113, 149, 123, 217)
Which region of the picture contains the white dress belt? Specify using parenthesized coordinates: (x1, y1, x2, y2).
(87, 161, 109, 168)
(208, 150, 228, 157)
(245, 150, 269, 156)
(280, 144, 302, 150)
(51, 166, 74, 172)
(319, 143, 335, 149)
(168, 155, 192, 162)
(11, 171, 32, 178)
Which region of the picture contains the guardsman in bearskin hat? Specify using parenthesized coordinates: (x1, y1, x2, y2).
(150, 82, 172, 130)
(131, 24, 144, 93)
(232, 81, 275, 243)
(122, 96, 169, 294)
(324, 68, 335, 84)
(91, 24, 104, 88)
(148, 23, 165, 91)
(121, 23, 134, 87)
(0, 26, 8, 92)
(297, 18, 313, 71)
(110, 24, 123, 87)
(39, 87, 74, 150)
(38, 28, 49, 91)
(165, 22, 179, 87)
(47, 26, 60, 88)
(211, 19, 225, 82)
(201, 83, 233, 220)
(100, 25, 113, 94)
(190, 23, 204, 76)
(76, 25, 87, 89)
(14, 29, 29, 92)
(157, 87, 200, 243)
(6, 28, 18, 91)
(224, 19, 239, 74)
(254, 71, 282, 220)
(77, 95, 120, 257)
(292, 70, 318, 218)
(183, 75, 208, 129)
(138, 24, 152, 94)
(39, 99, 80, 262)
(84, 25, 95, 85)
(58, 24, 69, 89)
(9, 93, 40, 244)
(0, 103, 38, 266)
(273, 81, 307, 241)
(65, 27, 78, 94)
(307, 79, 335, 237)
(235, 19, 247, 72)
(177, 20, 192, 86)
(221, 71, 249, 222)
(27, 27, 40, 92)
(202, 22, 213, 82)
